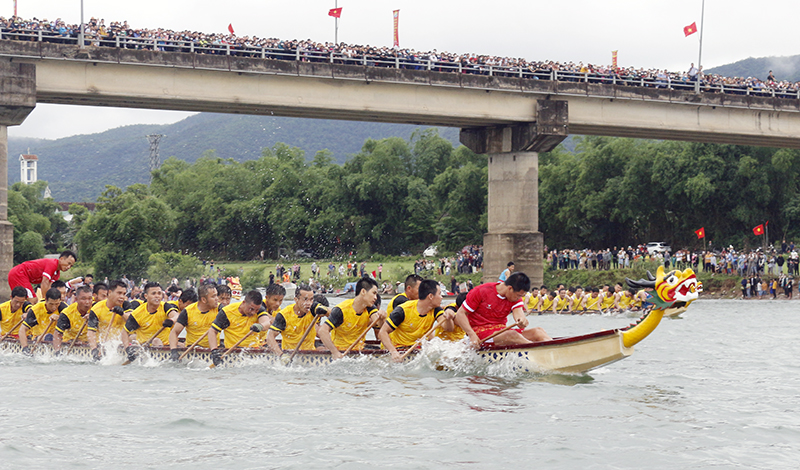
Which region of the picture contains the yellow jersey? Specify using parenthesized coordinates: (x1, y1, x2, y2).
(22, 301, 63, 337)
(385, 300, 443, 348)
(323, 298, 378, 351)
(124, 301, 179, 345)
(87, 299, 130, 336)
(600, 292, 616, 309)
(56, 303, 91, 343)
(270, 303, 317, 351)
(211, 301, 270, 348)
(388, 293, 410, 312)
(584, 295, 601, 311)
(555, 294, 570, 311)
(0, 300, 31, 336)
(436, 303, 465, 342)
(618, 292, 633, 309)
(176, 302, 217, 348)
(540, 296, 555, 311)
(571, 294, 585, 312)
(525, 293, 540, 311)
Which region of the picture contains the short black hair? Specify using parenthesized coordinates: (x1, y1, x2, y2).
(455, 292, 467, 309)
(504, 272, 530, 292)
(507, 261, 515, 267)
(356, 277, 378, 296)
(244, 290, 263, 305)
(418, 279, 439, 300)
(143, 281, 162, 294)
(75, 285, 92, 297)
(295, 284, 312, 298)
(180, 288, 198, 304)
(45, 287, 62, 301)
(10, 286, 28, 298)
(108, 279, 127, 291)
(166, 285, 181, 294)
(84, 274, 93, 280)
(198, 283, 216, 299)
(52, 280, 67, 290)
(312, 293, 329, 307)
(404, 274, 423, 289)
(93, 282, 108, 295)
(265, 283, 286, 297)
(59, 250, 78, 261)
(216, 285, 232, 296)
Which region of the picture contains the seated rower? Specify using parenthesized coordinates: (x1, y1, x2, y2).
(583, 287, 602, 312)
(379, 279, 444, 362)
(0, 286, 33, 339)
(92, 282, 109, 303)
(570, 286, 585, 313)
(53, 286, 97, 357)
(264, 284, 327, 355)
(87, 280, 135, 344)
(121, 282, 179, 362)
(524, 286, 540, 314)
(177, 288, 198, 311)
(168, 283, 219, 361)
(18, 288, 63, 353)
(616, 288, 635, 311)
(553, 288, 571, 314)
(318, 277, 384, 359)
(455, 272, 552, 347)
(216, 284, 232, 307)
(536, 289, 555, 313)
(207, 290, 273, 367)
(436, 292, 467, 342)
(388, 274, 423, 312)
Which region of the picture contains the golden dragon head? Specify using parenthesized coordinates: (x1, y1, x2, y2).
(627, 265, 702, 309)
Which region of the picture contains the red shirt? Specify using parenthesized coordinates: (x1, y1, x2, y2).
(462, 282, 524, 328)
(13, 258, 60, 284)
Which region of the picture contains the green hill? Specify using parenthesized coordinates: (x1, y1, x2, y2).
(8, 113, 460, 202)
(706, 54, 800, 82)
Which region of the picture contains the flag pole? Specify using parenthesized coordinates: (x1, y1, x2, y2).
(334, 0, 338, 45)
(695, 0, 705, 93)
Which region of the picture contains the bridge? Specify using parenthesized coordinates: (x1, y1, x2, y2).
(2, 39, 800, 297)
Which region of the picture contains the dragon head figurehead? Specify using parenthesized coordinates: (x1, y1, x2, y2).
(626, 266, 702, 310)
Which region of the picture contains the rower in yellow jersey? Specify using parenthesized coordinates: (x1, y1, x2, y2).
(265, 284, 323, 354)
(379, 279, 444, 362)
(537, 290, 556, 313)
(570, 287, 585, 313)
(168, 283, 220, 361)
(18, 288, 63, 353)
(86, 280, 132, 344)
(259, 283, 287, 344)
(631, 289, 646, 311)
(318, 277, 383, 359)
(388, 274, 423, 312)
(616, 289, 635, 311)
(0, 286, 32, 339)
(208, 290, 273, 366)
(524, 287, 541, 314)
(436, 292, 467, 341)
(583, 288, 602, 312)
(554, 288, 571, 313)
(121, 282, 180, 362)
(599, 285, 616, 311)
(53, 286, 98, 357)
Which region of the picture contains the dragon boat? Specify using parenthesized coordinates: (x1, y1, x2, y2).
(0, 267, 700, 374)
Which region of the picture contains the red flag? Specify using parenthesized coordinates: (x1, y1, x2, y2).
(227, 23, 235, 34)
(753, 224, 765, 236)
(329, 7, 342, 18)
(695, 227, 705, 239)
(393, 10, 400, 47)
(683, 22, 697, 37)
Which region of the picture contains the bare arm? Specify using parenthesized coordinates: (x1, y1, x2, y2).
(317, 323, 342, 359)
(454, 306, 478, 347)
(377, 323, 401, 362)
(207, 328, 219, 349)
(169, 323, 184, 350)
(265, 329, 283, 355)
(511, 306, 528, 328)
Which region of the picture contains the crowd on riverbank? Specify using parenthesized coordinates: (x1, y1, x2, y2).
(1, 15, 797, 97)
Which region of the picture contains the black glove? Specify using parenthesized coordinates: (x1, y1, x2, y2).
(162, 319, 174, 328)
(211, 347, 224, 366)
(125, 345, 138, 362)
(250, 323, 263, 333)
(21, 346, 32, 356)
(91, 348, 101, 361)
(111, 306, 124, 316)
(314, 304, 328, 316)
(170, 349, 181, 362)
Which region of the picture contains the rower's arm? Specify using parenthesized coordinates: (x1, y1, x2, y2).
(511, 306, 528, 328)
(39, 279, 52, 300)
(454, 306, 478, 346)
(377, 322, 401, 362)
(168, 322, 184, 350)
(207, 327, 220, 349)
(265, 329, 283, 355)
(317, 323, 342, 359)
(18, 323, 30, 348)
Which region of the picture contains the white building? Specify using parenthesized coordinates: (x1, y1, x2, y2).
(20, 154, 37, 184)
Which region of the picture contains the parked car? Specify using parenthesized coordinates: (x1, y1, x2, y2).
(423, 245, 438, 257)
(645, 242, 672, 254)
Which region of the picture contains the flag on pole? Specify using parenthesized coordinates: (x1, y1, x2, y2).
(683, 22, 697, 37)
(753, 224, 765, 236)
(611, 50, 618, 69)
(695, 227, 705, 239)
(329, 7, 343, 18)
(227, 24, 235, 34)
(393, 10, 400, 47)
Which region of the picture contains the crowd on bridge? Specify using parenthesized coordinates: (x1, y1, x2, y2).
(1, 15, 798, 99)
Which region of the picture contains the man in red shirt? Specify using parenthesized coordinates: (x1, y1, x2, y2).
(455, 272, 552, 347)
(8, 250, 77, 302)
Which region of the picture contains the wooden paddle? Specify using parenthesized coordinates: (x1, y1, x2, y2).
(397, 317, 445, 362)
(342, 315, 380, 356)
(477, 320, 523, 346)
(209, 329, 257, 368)
(30, 319, 55, 353)
(0, 318, 25, 342)
(121, 324, 170, 365)
(287, 309, 327, 364)
(64, 317, 89, 355)
(102, 311, 122, 343)
(177, 331, 209, 361)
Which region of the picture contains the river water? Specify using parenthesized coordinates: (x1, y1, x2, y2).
(0, 299, 798, 469)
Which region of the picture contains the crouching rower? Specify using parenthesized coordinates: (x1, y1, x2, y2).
(53, 286, 97, 356)
(207, 290, 272, 367)
(168, 283, 219, 361)
(318, 277, 384, 359)
(378, 279, 445, 362)
(455, 272, 552, 347)
(122, 282, 179, 362)
(264, 284, 328, 355)
(0, 286, 33, 339)
(18, 288, 63, 353)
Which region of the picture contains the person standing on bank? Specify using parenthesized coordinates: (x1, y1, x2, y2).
(499, 262, 515, 282)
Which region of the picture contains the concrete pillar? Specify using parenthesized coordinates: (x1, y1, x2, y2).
(460, 100, 568, 286)
(0, 59, 37, 300)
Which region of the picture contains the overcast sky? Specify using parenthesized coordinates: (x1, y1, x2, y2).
(7, 0, 799, 139)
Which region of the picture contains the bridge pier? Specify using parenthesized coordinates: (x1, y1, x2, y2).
(0, 59, 37, 300)
(460, 100, 568, 286)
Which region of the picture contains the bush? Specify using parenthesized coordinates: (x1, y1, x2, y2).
(16, 231, 45, 263)
(241, 266, 266, 291)
(147, 252, 203, 286)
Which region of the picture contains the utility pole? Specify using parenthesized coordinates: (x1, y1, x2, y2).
(146, 134, 165, 181)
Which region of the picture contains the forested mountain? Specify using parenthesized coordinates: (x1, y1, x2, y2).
(8, 113, 459, 202)
(706, 54, 800, 82)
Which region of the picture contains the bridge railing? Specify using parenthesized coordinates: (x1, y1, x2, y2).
(2, 27, 799, 100)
